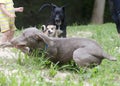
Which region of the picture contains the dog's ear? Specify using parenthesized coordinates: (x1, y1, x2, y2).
(35, 32, 54, 46)
(61, 5, 67, 11)
(61, 6, 65, 11)
(41, 25, 46, 32)
(51, 3, 57, 10)
(61, 4, 68, 11)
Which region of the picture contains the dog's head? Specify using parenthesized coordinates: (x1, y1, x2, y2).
(41, 24, 57, 37)
(11, 27, 42, 49)
(8, 27, 54, 54)
(39, 3, 66, 26)
(51, 4, 65, 26)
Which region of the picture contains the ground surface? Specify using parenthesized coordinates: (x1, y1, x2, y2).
(0, 23, 120, 86)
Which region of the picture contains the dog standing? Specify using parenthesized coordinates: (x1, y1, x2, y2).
(39, 3, 67, 37)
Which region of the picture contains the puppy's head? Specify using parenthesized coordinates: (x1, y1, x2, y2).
(41, 25, 57, 37)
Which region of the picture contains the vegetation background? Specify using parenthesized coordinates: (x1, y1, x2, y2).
(13, 0, 111, 29)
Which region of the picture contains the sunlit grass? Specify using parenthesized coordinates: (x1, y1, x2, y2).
(0, 23, 120, 86)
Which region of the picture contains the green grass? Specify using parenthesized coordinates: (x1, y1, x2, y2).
(0, 23, 120, 86)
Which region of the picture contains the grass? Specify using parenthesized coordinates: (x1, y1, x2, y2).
(0, 23, 120, 86)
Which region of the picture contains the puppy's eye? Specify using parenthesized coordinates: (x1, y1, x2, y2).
(51, 28, 53, 30)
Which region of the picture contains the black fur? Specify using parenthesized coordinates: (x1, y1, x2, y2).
(39, 3, 67, 37)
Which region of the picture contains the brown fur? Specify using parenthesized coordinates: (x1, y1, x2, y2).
(0, 27, 117, 67)
(41, 25, 63, 37)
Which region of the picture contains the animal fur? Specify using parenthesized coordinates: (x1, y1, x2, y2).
(0, 27, 116, 67)
(41, 24, 63, 37)
(39, 3, 67, 37)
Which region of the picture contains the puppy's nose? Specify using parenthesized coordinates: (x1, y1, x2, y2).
(48, 30, 51, 34)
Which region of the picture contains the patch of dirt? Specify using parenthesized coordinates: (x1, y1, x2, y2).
(42, 70, 78, 84)
(0, 48, 25, 59)
(40, 70, 92, 86)
(0, 67, 18, 76)
(115, 47, 120, 53)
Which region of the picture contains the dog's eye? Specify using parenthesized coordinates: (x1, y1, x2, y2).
(51, 28, 53, 30)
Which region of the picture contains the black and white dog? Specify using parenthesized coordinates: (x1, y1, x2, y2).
(39, 3, 67, 37)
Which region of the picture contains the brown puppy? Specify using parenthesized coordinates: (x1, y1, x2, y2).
(41, 25, 63, 37)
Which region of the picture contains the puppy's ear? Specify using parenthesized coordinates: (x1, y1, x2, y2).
(41, 25, 46, 32)
(61, 4, 68, 11)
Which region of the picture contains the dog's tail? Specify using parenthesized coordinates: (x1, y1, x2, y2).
(39, 3, 57, 12)
(102, 52, 117, 61)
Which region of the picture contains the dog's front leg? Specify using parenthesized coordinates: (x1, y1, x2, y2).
(16, 46, 30, 54)
(46, 47, 58, 61)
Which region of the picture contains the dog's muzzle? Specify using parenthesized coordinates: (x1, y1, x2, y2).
(55, 19, 61, 25)
(48, 30, 53, 34)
